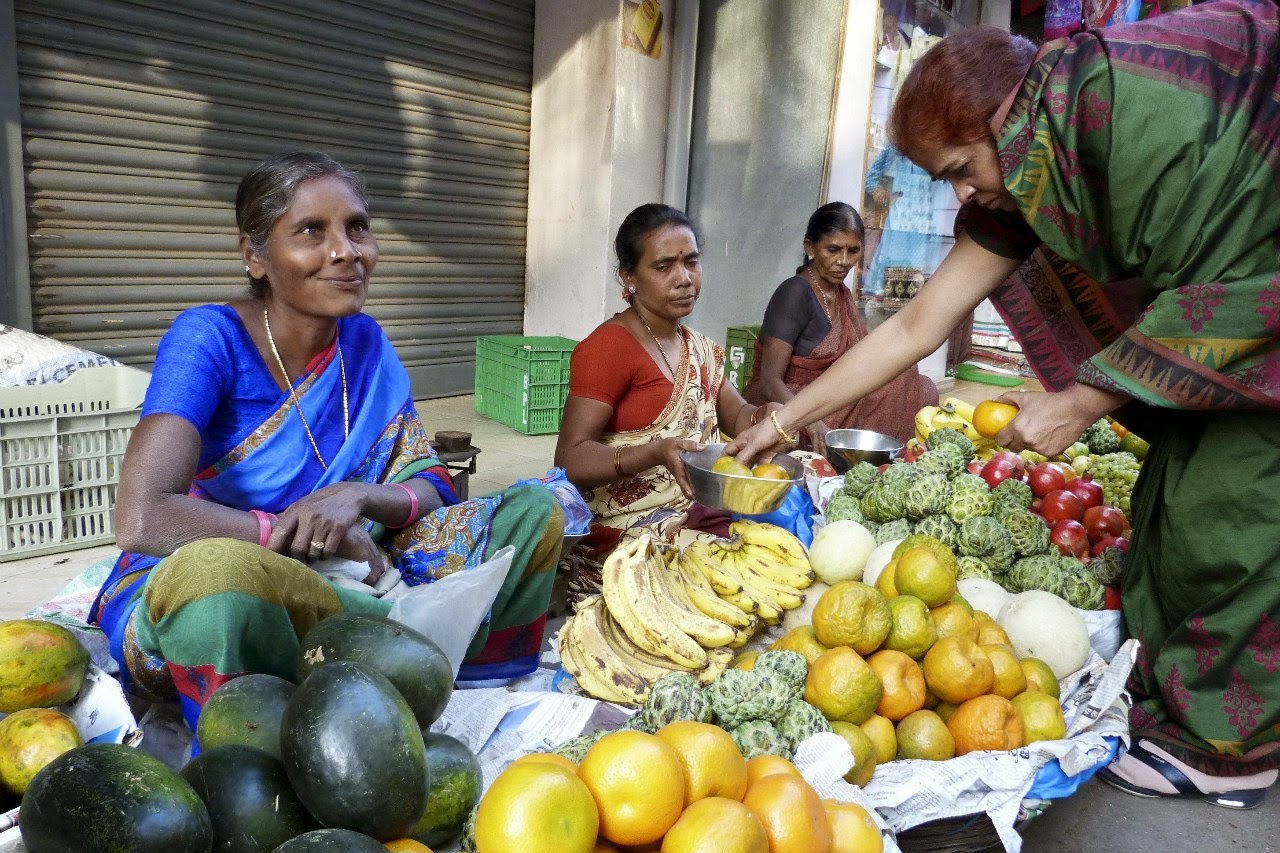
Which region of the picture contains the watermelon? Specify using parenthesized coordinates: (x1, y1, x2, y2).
(20, 742, 213, 853)
(296, 612, 453, 728)
(196, 673, 295, 758)
(270, 828, 387, 852)
(408, 732, 483, 847)
(281, 661, 428, 840)
(0, 708, 82, 795)
(181, 744, 316, 853)
(0, 620, 90, 712)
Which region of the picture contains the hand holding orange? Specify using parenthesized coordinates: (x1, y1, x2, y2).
(972, 400, 1020, 438)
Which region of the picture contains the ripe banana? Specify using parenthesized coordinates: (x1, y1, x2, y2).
(716, 553, 784, 624)
(684, 540, 745, 596)
(694, 646, 735, 686)
(597, 604, 691, 677)
(915, 405, 942, 444)
(730, 549, 805, 611)
(559, 611, 649, 705)
(737, 542, 815, 590)
(674, 550, 757, 630)
(644, 550, 737, 648)
(942, 396, 976, 422)
(600, 537, 659, 658)
(618, 535, 708, 669)
(575, 597, 682, 688)
(729, 522, 814, 586)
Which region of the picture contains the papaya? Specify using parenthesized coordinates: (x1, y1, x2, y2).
(407, 732, 482, 847)
(270, 828, 388, 852)
(0, 619, 90, 712)
(19, 742, 213, 853)
(282, 661, 428, 841)
(0, 707, 82, 795)
(181, 744, 316, 853)
(296, 612, 453, 728)
(196, 672, 295, 758)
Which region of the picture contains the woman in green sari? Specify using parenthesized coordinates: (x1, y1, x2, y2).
(728, 0, 1280, 807)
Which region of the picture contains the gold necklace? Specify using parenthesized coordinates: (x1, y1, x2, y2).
(805, 268, 834, 322)
(263, 308, 349, 470)
(635, 309, 682, 380)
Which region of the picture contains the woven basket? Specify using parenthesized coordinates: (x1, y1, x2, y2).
(894, 812, 1005, 853)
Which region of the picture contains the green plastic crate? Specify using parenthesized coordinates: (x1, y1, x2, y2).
(474, 335, 577, 435)
(725, 325, 761, 392)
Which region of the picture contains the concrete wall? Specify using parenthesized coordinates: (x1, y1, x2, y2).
(523, 0, 676, 341)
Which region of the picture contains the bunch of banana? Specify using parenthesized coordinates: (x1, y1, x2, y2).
(683, 522, 814, 627)
(914, 397, 993, 450)
(558, 595, 733, 705)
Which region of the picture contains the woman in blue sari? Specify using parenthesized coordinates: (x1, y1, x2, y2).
(90, 152, 563, 726)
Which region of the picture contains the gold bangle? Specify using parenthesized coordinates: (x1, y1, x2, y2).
(770, 410, 798, 444)
(750, 406, 763, 426)
(613, 445, 626, 477)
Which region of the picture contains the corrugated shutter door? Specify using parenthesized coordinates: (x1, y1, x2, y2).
(15, 0, 533, 397)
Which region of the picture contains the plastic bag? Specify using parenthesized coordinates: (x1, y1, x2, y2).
(385, 545, 514, 677)
(512, 467, 593, 536)
(732, 484, 817, 547)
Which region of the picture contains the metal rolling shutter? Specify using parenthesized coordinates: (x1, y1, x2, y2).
(15, 0, 533, 397)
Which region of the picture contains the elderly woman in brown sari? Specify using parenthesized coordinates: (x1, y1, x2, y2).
(744, 202, 937, 453)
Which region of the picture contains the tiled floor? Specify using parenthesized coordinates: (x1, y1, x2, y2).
(0, 395, 558, 620)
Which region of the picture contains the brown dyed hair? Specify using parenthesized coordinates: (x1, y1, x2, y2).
(888, 27, 1039, 164)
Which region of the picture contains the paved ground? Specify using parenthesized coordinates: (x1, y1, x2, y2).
(4, 389, 1278, 851)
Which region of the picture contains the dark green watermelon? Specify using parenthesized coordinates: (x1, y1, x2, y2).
(270, 828, 386, 852)
(180, 744, 316, 853)
(196, 673, 295, 758)
(408, 732, 482, 847)
(296, 612, 453, 728)
(20, 742, 212, 853)
(281, 661, 428, 841)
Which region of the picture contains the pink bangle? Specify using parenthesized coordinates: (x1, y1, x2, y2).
(248, 509, 275, 548)
(390, 483, 419, 529)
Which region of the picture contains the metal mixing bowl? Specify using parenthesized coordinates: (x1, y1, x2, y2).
(680, 443, 804, 515)
(824, 428, 904, 473)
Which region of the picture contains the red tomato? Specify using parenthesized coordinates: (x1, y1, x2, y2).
(1026, 462, 1068, 499)
(1083, 505, 1127, 544)
(1066, 477, 1104, 510)
(988, 450, 1027, 480)
(980, 459, 1019, 489)
(1041, 489, 1085, 524)
(1050, 519, 1090, 559)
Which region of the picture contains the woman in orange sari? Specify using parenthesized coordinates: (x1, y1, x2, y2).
(744, 202, 937, 453)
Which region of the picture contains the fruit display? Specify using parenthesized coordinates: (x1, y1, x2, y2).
(195, 672, 295, 759)
(471, 720, 884, 853)
(0, 708, 82, 796)
(180, 743, 317, 853)
(559, 522, 815, 705)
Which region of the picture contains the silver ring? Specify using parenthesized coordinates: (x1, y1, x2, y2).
(330, 250, 338, 259)
(310, 539, 325, 553)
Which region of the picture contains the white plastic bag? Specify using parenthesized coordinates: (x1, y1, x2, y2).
(385, 546, 514, 677)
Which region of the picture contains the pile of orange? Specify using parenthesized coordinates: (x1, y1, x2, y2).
(473, 725, 885, 853)
(792, 541, 1068, 774)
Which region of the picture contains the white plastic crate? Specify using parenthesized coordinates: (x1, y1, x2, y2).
(0, 366, 150, 561)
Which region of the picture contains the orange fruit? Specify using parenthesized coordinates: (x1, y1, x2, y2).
(893, 548, 957, 608)
(829, 721, 877, 787)
(933, 701, 959, 723)
(894, 710, 955, 760)
(973, 400, 1019, 438)
(948, 694, 1024, 755)
(1011, 691, 1067, 744)
(713, 455, 753, 476)
(874, 560, 899, 599)
(512, 751, 579, 772)
(973, 612, 1011, 646)
(656, 721, 749, 805)
(742, 773, 833, 853)
(930, 602, 978, 644)
(660, 796, 769, 853)
(859, 715, 897, 766)
(579, 730, 687, 846)
(810, 582, 892, 654)
(805, 646, 884, 725)
(769, 626, 828, 665)
(823, 799, 884, 853)
(882, 595, 938, 660)
(384, 841, 432, 853)
(867, 649, 927, 721)
(922, 636, 995, 705)
(595, 844, 623, 853)
(475, 761, 599, 853)
(752, 463, 792, 481)
(1020, 657, 1061, 700)
(982, 644, 1027, 700)
(745, 754, 803, 788)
